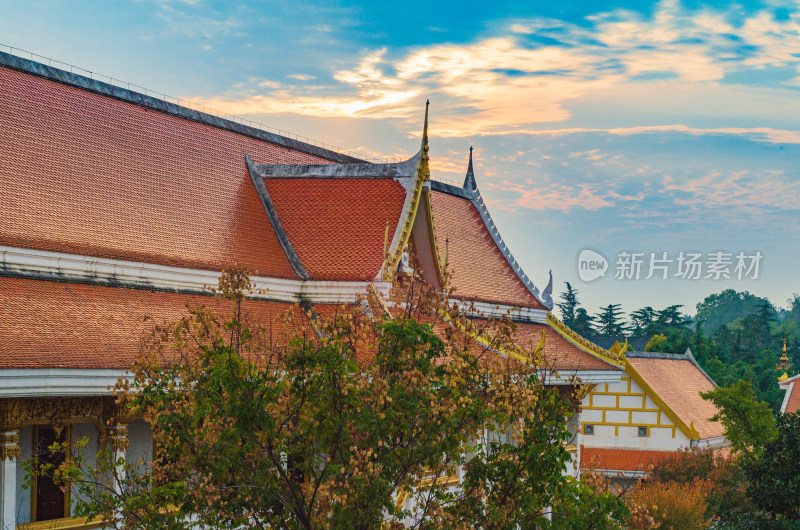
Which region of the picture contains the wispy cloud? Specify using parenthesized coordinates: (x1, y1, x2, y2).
(184, 0, 800, 142)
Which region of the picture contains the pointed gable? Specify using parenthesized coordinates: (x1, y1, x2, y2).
(248, 158, 416, 281)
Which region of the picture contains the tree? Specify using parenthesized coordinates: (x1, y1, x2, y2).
(571, 308, 595, 339)
(742, 412, 800, 521)
(557, 282, 579, 326)
(700, 380, 777, 458)
(695, 290, 772, 335)
(593, 304, 626, 337)
(41, 270, 625, 529)
(629, 306, 656, 335)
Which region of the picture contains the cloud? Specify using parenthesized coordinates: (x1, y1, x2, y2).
(662, 170, 800, 212)
(288, 73, 316, 81)
(182, 0, 800, 142)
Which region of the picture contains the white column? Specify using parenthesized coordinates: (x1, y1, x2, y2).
(1, 430, 20, 530)
(106, 425, 128, 496)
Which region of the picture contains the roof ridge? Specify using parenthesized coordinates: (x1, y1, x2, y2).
(0, 50, 362, 164)
(250, 154, 420, 179)
(546, 313, 625, 367)
(472, 186, 552, 309)
(245, 155, 309, 280)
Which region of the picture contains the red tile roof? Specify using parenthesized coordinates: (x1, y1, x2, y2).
(263, 179, 406, 280)
(430, 191, 545, 309)
(514, 323, 621, 372)
(581, 447, 674, 472)
(0, 66, 334, 278)
(0, 276, 314, 369)
(783, 381, 800, 414)
(626, 356, 723, 439)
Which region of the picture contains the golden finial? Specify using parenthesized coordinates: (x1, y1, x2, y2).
(778, 336, 790, 380)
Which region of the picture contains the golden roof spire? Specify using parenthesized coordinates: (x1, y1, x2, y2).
(778, 336, 791, 380)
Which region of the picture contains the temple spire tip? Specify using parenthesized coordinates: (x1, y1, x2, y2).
(463, 146, 476, 190)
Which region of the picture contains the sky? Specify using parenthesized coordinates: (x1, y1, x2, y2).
(2, 0, 799, 318)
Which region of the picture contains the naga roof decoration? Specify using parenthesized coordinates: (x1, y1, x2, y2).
(546, 313, 625, 367)
(429, 150, 553, 310)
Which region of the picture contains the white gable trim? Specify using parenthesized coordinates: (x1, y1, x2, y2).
(0, 246, 391, 303)
(781, 381, 795, 414)
(0, 369, 130, 397)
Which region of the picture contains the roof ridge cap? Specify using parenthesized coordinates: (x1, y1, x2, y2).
(471, 187, 552, 309)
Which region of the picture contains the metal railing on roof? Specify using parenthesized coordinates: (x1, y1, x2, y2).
(0, 43, 399, 164)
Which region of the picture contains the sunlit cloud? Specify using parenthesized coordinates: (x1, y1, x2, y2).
(184, 0, 800, 143)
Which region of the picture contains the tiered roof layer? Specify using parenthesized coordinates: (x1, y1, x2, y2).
(626, 352, 723, 439)
(0, 276, 312, 369)
(430, 190, 545, 309)
(0, 64, 339, 278)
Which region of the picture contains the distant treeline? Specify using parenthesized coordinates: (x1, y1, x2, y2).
(557, 285, 800, 411)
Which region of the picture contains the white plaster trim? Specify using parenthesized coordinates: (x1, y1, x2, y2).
(694, 435, 729, 450)
(0, 246, 391, 303)
(0, 369, 130, 397)
(451, 299, 548, 324)
(781, 381, 794, 414)
(542, 370, 623, 386)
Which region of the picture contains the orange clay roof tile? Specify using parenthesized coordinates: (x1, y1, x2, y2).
(514, 323, 621, 371)
(0, 276, 329, 370)
(263, 179, 406, 281)
(430, 191, 545, 309)
(0, 66, 335, 278)
(626, 356, 724, 439)
(784, 382, 800, 413)
(580, 447, 675, 472)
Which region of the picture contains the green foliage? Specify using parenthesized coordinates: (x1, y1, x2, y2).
(42, 270, 626, 529)
(593, 304, 627, 337)
(701, 380, 777, 458)
(557, 281, 578, 325)
(743, 412, 800, 521)
(695, 289, 773, 335)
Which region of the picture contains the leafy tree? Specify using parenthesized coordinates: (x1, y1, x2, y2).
(695, 289, 773, 335)
(39, 270, 626, 529)
(557, 282, 579, 326)
(742, 412, 800, 521)
(701, 380, 777, 458)
(593, 304, 626, 337)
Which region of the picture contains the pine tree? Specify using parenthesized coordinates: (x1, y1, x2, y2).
(594, 304, 627, 337)
(557, 282, 579, 326)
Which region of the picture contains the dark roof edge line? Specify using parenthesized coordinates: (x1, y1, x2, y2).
(246, 156, 310, 281)
(430, 179, 474, 200)
(0, 51, 362, 164)
(472, 187, 552, 310)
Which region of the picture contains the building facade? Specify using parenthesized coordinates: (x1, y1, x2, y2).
(0, 51, 723, 528)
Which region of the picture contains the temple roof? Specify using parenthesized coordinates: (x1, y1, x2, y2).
(0, 55, 346, 279)
(430, 182, 549, 309)
(626, 350, 723, 440)
(514, 323, 623, 371)
(248, 156, 409, 280)
(779, 374, 800, 413)
(0, 276, 315, 369)
(581, 447, 675, 473)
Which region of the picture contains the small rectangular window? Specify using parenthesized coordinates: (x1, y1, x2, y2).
(638, 426, 648, 437)
(584, 424, 594, 435)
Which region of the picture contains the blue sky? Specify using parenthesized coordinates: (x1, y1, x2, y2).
(2, 0, 799, 318)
